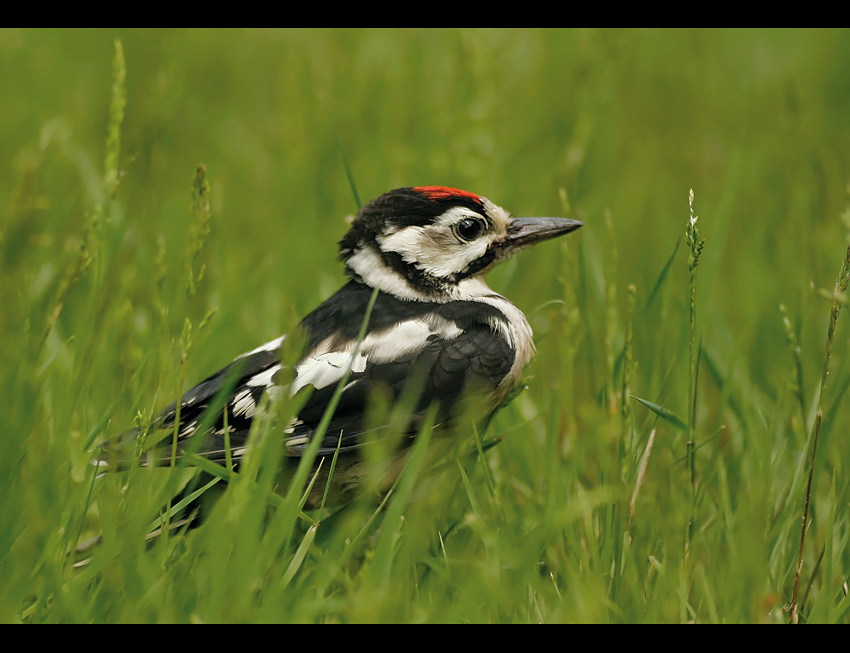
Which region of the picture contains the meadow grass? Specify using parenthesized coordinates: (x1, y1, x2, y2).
(2, 28, 850, 623)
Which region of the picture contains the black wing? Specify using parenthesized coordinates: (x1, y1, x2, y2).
(284, 321, 514, 456)
(101, 322, 513, 469)
(99, 339, 287, 468)
(101, 277, 518, 470)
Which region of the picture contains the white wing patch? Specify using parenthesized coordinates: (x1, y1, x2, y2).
(246, 364, 282, 388)
(291, 351, 368, 394)
(361, 316, 461, 363)
(237, 335, 286, 359)
(231, 388, 257, 418)
(213, 313, 470, 431)
(179, 420, 199, 437)
(289, 315, 463, 394)
(226, 363, 286, 420)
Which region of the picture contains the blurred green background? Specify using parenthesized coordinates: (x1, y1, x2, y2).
(4, 29, 849, 389)
(2, 28, 849, 622)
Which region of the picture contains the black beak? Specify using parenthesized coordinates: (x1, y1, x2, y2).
(503, 217, 583, 252)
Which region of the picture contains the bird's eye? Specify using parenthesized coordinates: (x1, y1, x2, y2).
(455, 217, 485, 242)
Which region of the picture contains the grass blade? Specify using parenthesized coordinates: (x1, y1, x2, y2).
(632, 395, 688, 433)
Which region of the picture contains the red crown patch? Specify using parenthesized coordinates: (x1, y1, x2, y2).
(413, 186, 482, 204)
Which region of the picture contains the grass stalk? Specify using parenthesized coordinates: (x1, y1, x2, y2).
(684, 189, 705, 564)
(322, 96, 361, 210)
(789, 243, 850, 622)
(163, 165, 214, 535)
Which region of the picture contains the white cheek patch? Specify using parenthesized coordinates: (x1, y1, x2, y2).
(423, 236, 491, 278)
(376, 225, 426, 261)
(377, 223, 495, 278)
(346, 246, 429, 301)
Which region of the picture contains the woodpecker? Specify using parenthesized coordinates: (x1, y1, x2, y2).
(101, 186, 582, 505)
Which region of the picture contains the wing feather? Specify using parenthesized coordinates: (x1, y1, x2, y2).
(102, 311, 514, 470)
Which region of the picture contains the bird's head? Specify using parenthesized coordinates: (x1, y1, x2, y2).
(339, 186, 582, 302)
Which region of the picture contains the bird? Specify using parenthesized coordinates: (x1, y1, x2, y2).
(99, 186, 582, 507)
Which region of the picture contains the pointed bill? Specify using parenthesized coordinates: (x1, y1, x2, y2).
(498, 217, 583, 256)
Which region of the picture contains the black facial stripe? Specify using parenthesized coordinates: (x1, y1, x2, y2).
(381, 249, 448, 296)
(453, 248, 498, 281)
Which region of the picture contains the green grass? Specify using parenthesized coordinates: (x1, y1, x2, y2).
(2, 28, 850, 623)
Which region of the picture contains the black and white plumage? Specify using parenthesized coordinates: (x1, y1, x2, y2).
(101, 186, 582, 504)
